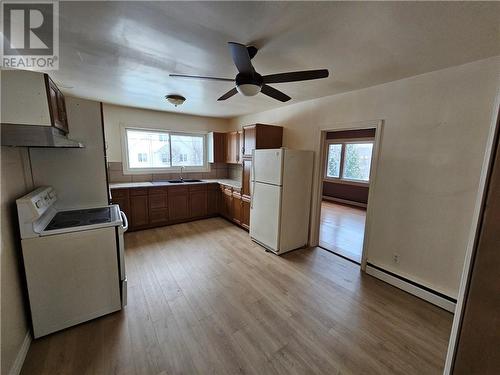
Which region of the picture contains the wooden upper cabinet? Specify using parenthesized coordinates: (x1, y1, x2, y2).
(238, 130, 244, 163)
(207, 132, 226, 163)
(45, 75, 69, 133)
(242, 158, 252, 198)
(243, 125, 256, 158)
(226, 131, 240, 164)
(1, 70, 69, 133)
(242, 124, 283, 157)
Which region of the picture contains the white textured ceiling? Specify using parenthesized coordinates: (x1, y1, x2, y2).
(50, 1, 500, 118)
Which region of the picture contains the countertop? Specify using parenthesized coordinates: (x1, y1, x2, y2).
(109, 178, 242, 190)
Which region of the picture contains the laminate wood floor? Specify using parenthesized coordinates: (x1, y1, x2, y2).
(21, 217, 452, 375)
(319, 201, 366, 263)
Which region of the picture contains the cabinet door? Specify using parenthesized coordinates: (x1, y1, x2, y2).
(207, 185, 220, 216)
(238, 130, 244, 163)
(111, 195, 130, 223)
(130, 195, 149, 228)
(168, 187, 190, 221)
(46, 76, 69, 133)
(222, 189, 233, 219)
(190, 190, 208, 218)
(241, 196, 250, 230)
(226, 131, 239, 164)
(243, 125, 256, 157)
(232, 193, 242, 224)
(208, 132, 227, 163)
(148, 191, 168, 225)
(242, 158, 252, 198)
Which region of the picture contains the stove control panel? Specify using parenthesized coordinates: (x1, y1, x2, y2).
(17, 186, 57, 220)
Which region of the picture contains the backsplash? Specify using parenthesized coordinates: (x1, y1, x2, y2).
(107, 162, 229, 183)
(228, 164, 242, 181)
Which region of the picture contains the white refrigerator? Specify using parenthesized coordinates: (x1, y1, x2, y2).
(250, 148, 314, 254)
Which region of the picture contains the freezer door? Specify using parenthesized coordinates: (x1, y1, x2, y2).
(250, 182, 281, 252)
(253, 149, 283, 185)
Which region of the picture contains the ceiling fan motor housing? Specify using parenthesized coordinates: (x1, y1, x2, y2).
(236, 72, 263, 96)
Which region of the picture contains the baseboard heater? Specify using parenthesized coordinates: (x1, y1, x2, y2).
(365, 263, 456, 313)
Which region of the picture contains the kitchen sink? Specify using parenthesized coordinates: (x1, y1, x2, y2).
(151, 179, 203, 185)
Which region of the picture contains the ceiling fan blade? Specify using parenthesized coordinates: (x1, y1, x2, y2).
(170, 74, 234, 82)
(262, 69, 329, 84)
(260, 85, 291, 102)
(228, 42, 254, 75)
(217, 87, 238, 101)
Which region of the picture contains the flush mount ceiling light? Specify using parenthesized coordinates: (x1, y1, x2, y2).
(165, 94, 186, 107)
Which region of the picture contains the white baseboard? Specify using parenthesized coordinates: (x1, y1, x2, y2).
(322, 196, 367, 208)
(365, 265, 456, 313)
(9, 332, 31, 375)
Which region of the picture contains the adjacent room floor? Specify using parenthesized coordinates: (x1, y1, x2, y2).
(21, 218, 452, 375)
(319, 200, 367, 263)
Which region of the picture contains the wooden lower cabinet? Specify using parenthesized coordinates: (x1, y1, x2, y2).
(110, 188, 130, 220)
(189, 185, 208, 218)
(207, 184, 220, 215)
(130, 194, 149, 229)
(221, 187, 233, 219)
(232, 192, 242, 225)
(241, 196, 250, 230)
(111, 182, 249, 231)
(148, 188, 168, 225)
(168, 186, 190, 222)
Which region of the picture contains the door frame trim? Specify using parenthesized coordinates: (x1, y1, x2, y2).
(311, 119, 384, 271)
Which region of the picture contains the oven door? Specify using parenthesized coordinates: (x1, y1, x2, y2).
(118, 211, 128, 306)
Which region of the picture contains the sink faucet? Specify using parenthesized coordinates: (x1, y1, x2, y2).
(180, 166, 185, 181)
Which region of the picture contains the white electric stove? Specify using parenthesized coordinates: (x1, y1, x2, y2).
(17, 186, 128, 338)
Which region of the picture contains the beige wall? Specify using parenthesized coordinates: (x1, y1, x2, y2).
(230, 56, 500, 298)
(1, 147, 33, 375)
(102, 103, 231, 162)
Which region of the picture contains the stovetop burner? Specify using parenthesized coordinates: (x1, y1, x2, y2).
(45, 207, 112, 231)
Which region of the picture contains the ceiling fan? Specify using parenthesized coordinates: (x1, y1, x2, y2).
(169, 42, 329, 102)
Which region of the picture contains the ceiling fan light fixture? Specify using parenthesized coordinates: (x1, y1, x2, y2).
(165, 94, 186, 107)
(236, 84, 261, 97)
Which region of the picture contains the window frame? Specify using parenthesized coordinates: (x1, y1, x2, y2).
(121, 126, 209, 174)
(323, 138, 374, 185)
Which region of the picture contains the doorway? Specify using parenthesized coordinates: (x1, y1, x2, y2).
(316, 122, 382, 266)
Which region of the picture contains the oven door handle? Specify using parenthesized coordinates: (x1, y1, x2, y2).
(120, 211, 129, 232)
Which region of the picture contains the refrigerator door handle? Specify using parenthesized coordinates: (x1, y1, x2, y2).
(251, 152, 256, 209)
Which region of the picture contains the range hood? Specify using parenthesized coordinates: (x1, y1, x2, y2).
(1, 124, 85, 148)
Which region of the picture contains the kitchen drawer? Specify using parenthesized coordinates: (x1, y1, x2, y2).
(111, 188, 129, 199)
(189, 184, 207, 192)
(149, 208, 168, 224)
(149, 194, 167, 209)
(168, 186, 189, 194)
(130, 187, 149, 196)
(149, 186, 168, 195)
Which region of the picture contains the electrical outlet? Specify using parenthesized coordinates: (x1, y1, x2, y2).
(393, 253, 400, 263)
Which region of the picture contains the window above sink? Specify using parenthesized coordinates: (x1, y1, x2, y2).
(121, 127, 208, 174)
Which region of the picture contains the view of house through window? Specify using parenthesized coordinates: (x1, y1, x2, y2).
(125, 128, 204, 170)
(326, 141, 374, 182)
